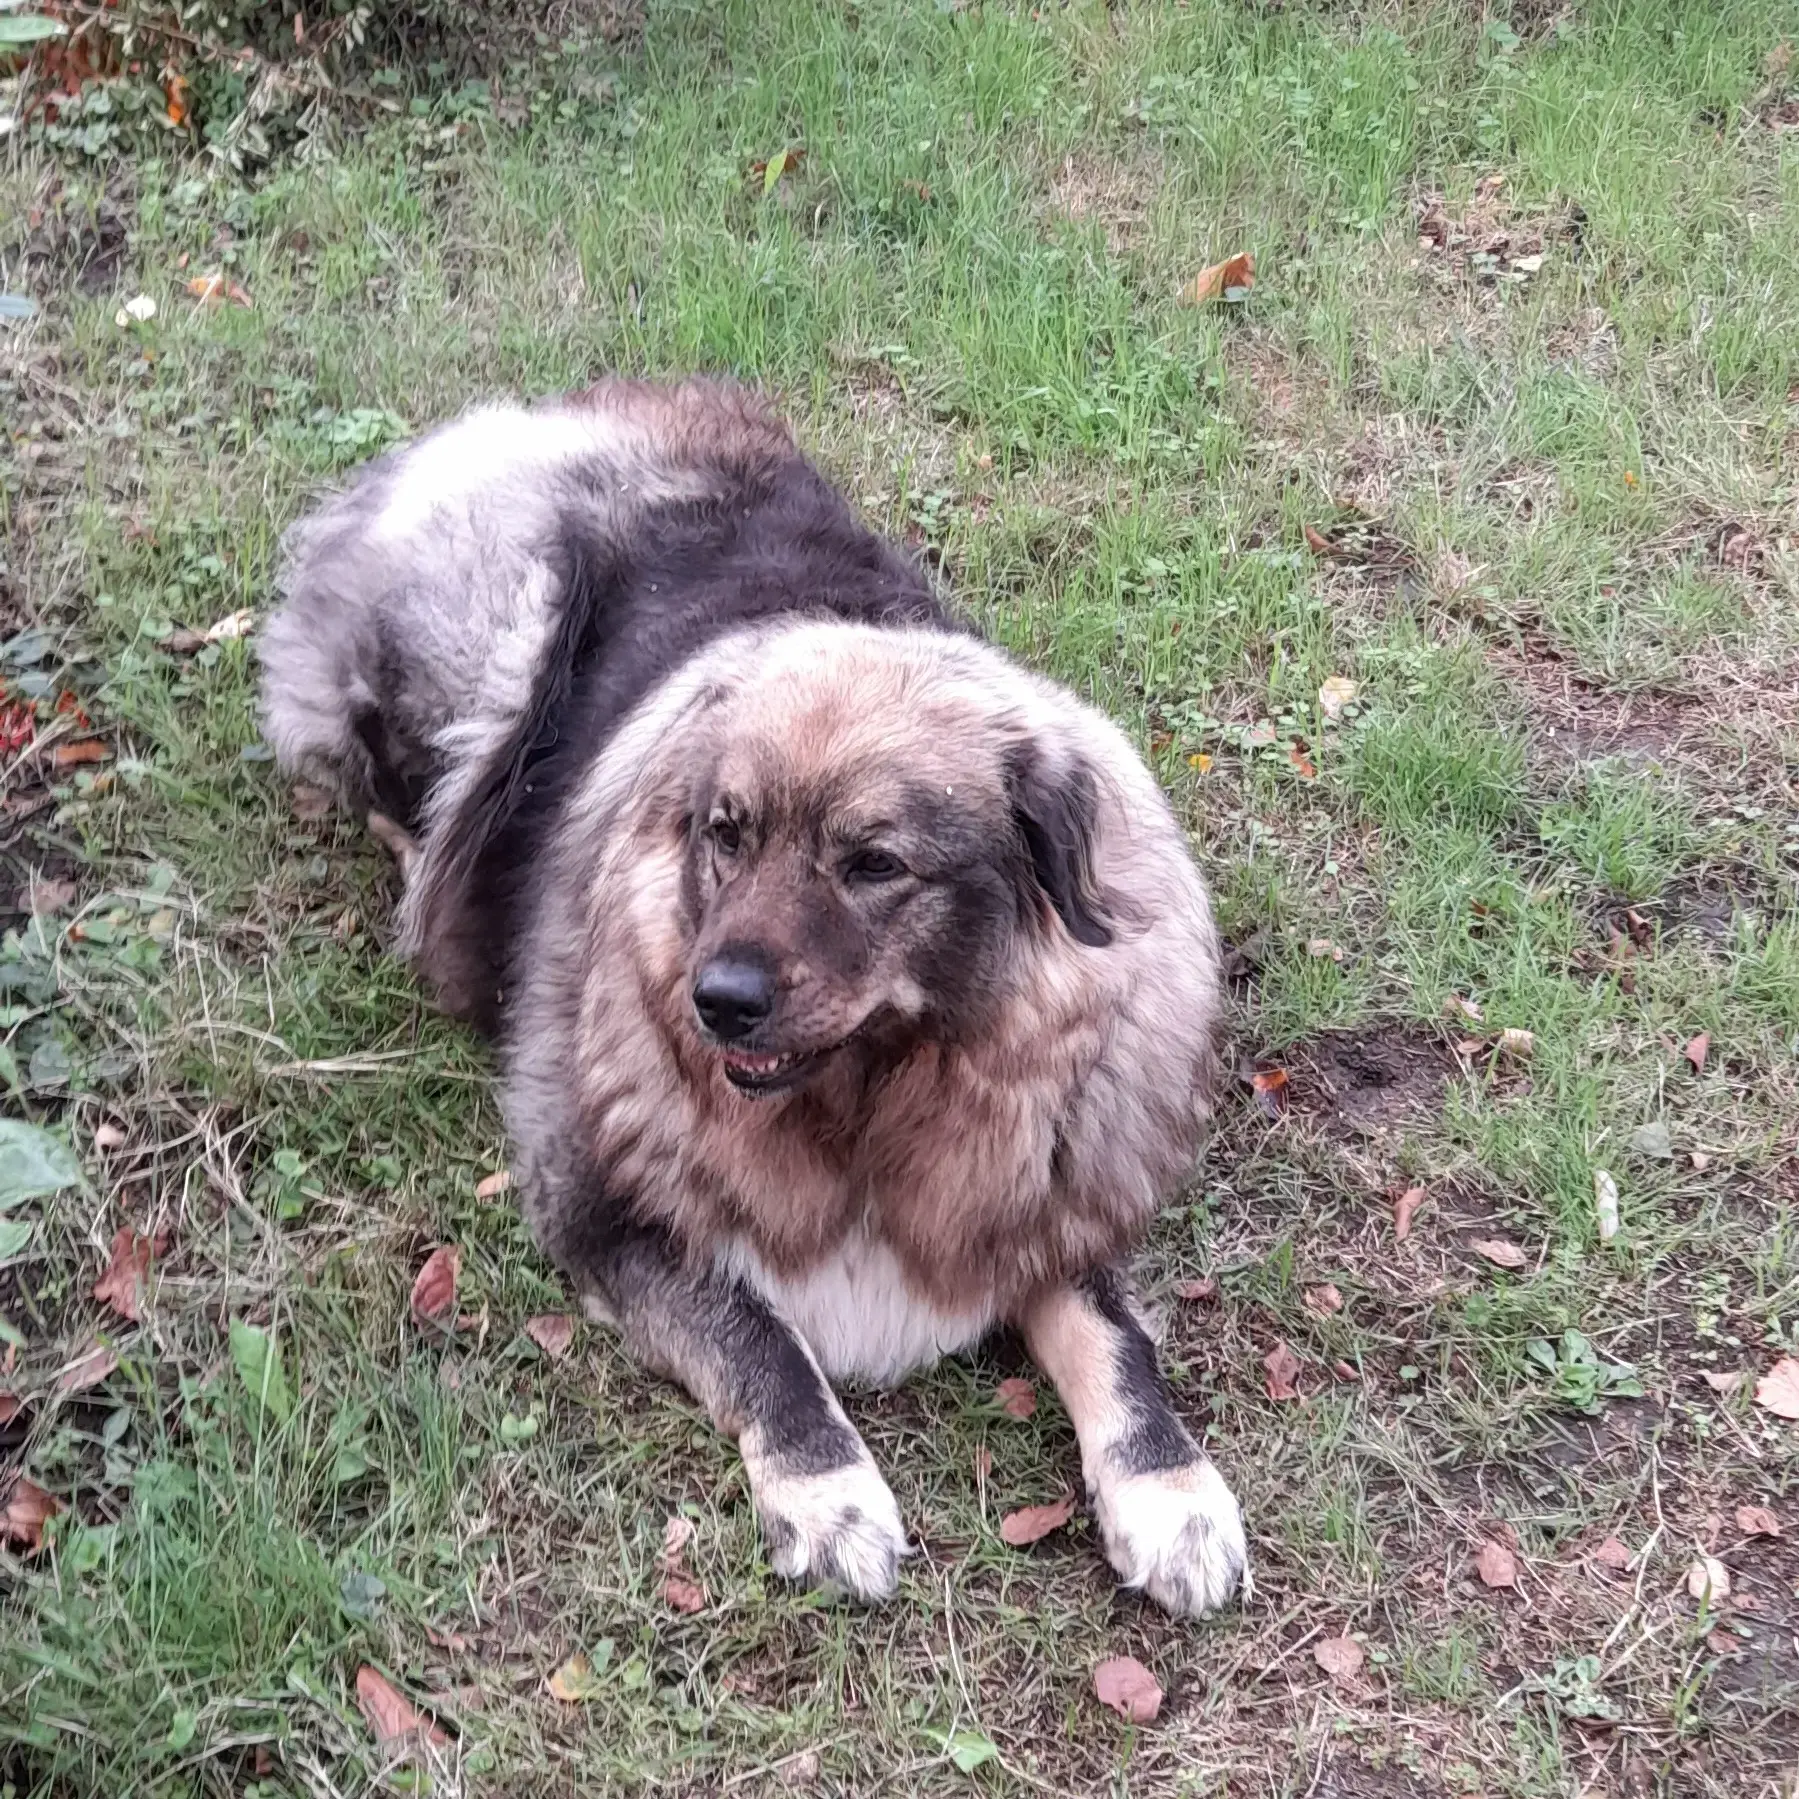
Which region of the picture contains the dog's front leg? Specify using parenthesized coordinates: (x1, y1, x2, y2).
(572, 1216, 908, 1602)
(1019, 1267, 1248, 1617)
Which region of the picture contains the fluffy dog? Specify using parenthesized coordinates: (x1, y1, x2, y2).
(259, 378, 1247, 1616)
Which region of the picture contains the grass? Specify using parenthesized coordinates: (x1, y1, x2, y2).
(3, 0, 1799, 1793)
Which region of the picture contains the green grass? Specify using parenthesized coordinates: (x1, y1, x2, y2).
(4, 1, 1799, 1794)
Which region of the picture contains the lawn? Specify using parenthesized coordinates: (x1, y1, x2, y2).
(3, 1, 1798, 1794)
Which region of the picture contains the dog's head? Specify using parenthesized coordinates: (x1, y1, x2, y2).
(674, 629, 1118, 1098)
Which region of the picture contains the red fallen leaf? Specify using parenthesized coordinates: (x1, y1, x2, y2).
(410, 1246, 460, 1326)
(1313, 1635, 1364, 1679)
(661, 1574, 706, 1614)
(2, 1475, 62, 1552)
(1684, 1033, 1710, 1073)
(52, 739, 109, 767)
(425, 1623, 473, 1652)
(1178, 250, 1254, 306)
(1250, 1067, 1289, 1119)
(525, 1313, 575, 1361)
(1000, 1492, 1076, 1546)
(995, 1377, 1036, 1419)
(1736, 1504, 1782, 1538)
(1093, 1655, 1163, 1723)
(1393, 1186, 1425, 1241)
(1474, 1539, 1518, 1589)
(1471, 1237, 1528, 1270)
(355, 1665, 448, 1746)
(1304, 1283, 1343, 1316)
(1752, 1358, 1799, 1419)
(1288, 741, 1318, 780)
(1263, 1340, 1303, 1402)
(57, 1343, 118, 1395)
(1174, 1277, 1218, 1303)
(93, 1227, 162, 1323)
(1303, 524, 1334, 556)
(1593, 1536, 1633, 1571)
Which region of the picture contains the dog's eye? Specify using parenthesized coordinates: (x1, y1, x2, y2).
(843, 849, 904, 884)
(709, 818, 741, 856)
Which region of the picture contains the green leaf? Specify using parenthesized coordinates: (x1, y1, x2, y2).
(762, 148, 791, 195)
(0, 1217, 33, 1259)
(0, 1120, 82, 1208)
(0, 16, 67, 47)
(228, 1319, 292, 1424)
(339, 1569, 387, 1620)
(1628, 1121, 1673, 1159)
(166, 1708, 197, 1751)
(928, 1727, 1000, 1774)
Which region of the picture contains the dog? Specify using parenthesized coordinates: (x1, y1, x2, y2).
(259, 377, 1247, 1616)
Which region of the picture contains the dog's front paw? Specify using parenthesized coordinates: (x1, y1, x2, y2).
(1092, 1457, 1248, 1619)
(752, 1457, 908, 1603)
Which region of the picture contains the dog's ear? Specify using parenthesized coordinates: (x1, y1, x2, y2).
(1006, 742, 1115, 948)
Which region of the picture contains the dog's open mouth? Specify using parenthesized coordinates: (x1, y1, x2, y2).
(717, 1042, 841, 1097)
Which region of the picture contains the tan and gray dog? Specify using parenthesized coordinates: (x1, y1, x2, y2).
(259, 377, 1246, 1616)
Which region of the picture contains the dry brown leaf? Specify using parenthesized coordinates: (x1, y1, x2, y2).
(1474, 1540, 1518, 1588)
(1443, 994, 1484, 1023)
(660, 1514, 697, 1570)
(999, 1493, 1076, 1546)
(2, 1476, 62, 1551)
(1707, 1627, 1741, 1658)
(1684, 1032, 1710, 1073)
(1313, 1635, 1365, 1679)
(1593, 1536, 1633, 1571)
(1317, 675, 1358, 720)
(1736, 1504, 1782, 1539)
(184, 272, 251, 308)
(1303, 524, 1334, 555)
(1472, 1237, 1528, 1270)
(1686, 1556, 1730, 1603)
(1288, 742, 1318, 780)
(52, 740, 109, 767)
(1174, 1276, 1218, 1303)
(355, 1665, 448, 1746)
(995, 1377, 1037, 1420)
(57, 1344, 118, 1395)
(1263, 1340, 1303, 1402)
(474, 1170, 511, 1201)
(1392, 1186, 1426, 1241)
(545, 1651, 605, 1703)
(1497, 1027, 1534, 1058)
(661, 1573, 706, 1614)
(525, 1314, 575, 1361)
(93, 1227, 161, 1323)
(1178, 250, 1253, 306)
(410, 1246, 460, 1326)
(204, 610, 255, 642)
(1250, 1066, 1290, 1119)
(1093, 1655, 1163, 1723)
(1303, 1283, 1343, 1317)
(425, 1623, 473, 1653)
(1702, 1369, 1745, 1395)
(1754, 1357, 1799, 1419)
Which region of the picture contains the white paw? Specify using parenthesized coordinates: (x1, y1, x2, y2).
(752, 1457, 908, 1603)
(1092, 1458, 1248, 1618)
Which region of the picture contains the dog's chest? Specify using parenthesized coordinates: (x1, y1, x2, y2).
(717, 1229, 995, 1387)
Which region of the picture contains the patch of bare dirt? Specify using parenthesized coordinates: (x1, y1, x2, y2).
(1487, 641, 1693, 769)
(1414, 173, 1584, 292)
(1317, 1759, 1445, 1799)
(1283, 1025, 1459, 1140)
(1042, 151, 1156, 255)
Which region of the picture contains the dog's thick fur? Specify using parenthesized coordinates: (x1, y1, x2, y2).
(259, 378, 1247, 1615)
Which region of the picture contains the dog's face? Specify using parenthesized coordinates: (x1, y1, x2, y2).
(676, 644, 1114, 1097)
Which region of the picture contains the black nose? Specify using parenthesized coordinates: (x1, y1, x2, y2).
(692, 954, 776, 1041)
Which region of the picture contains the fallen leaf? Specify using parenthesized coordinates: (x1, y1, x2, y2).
(228, 1319, 291, 1422)
(1496, 1027, 1534, 1058)
(23, 877, 76, 915)
(545, 1650, 608, 1703)
(1443, 994, 1484, 1023)
(93, 1227, 160, 1322)
(1250, 1066, 1289, 1119)
(1684, 1033, 1710, 1073)
(355, 1666, 447, 1746)
(52, 740, 109, 766)
(1178, 250, 1254, 306)
(1331, 1359, 1359, 1381)
(1306, 937, 1344, 962)
(410, 1246, 460, 1325)
(1263, 1340, 1303, 1401)
(474, 1170, 511, 1200)
(1304, 1283, 1343, 1316)
(525, 1313, 575, 1361)
(1691, 1151, 1712, 1172)
(1174, 1276, 1218, 1303)
(1474, 1540, 1518, 1589)
(1707, 1627, 1741, 1658)
(162, 626, 208, 653)
(186, 273, 226, 305)
(1753, 1358, 1799, 1418)
(57, 1343, 118, 1395)
(1594, 1536, 1633, 1571)
(117, 294, 156, 325)
(1511, 252, 1544, 274)
(1303, 524, 1334, 555)
(1736, 1505, 1781, 1539)
(1686, 1556, 1730, 1603)
(1000, 1492, 1076, 1546)
(0, 1121, 82, 1205)
(1702, 1370, 1745, 1395)
(2, 1475, 62, 1551)
(291, 782, 333, 821)
(1393, 1186, 1426, 1241)
(425, 1623, 473, 1652)
(1317, 675, 1358, 720)
(1629, 1121, 1674, 1160)
(1288, 741, 1317, 780)
(996, 1377, 1037, 1419)
(93, 1122, 126, 1150)
(1593, 1168, 1621, 1242)
(660, 1514, 697, 1570)
(204, 610, 255, 643)
(1186, 752, 1213, 773)
(1093, 1655, 1163, 1723)
(939, 1728, 999, 1773)
(1472, 1238, 1528, 1270)
(756, 145, 806, 193)
(1313, 1635, 1365, 1679)
(661, 1574, 706, 1614)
